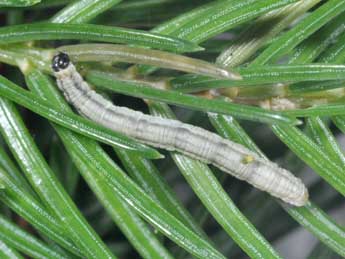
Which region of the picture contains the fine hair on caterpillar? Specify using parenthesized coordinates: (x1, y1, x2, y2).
(52, 52, 309, 207)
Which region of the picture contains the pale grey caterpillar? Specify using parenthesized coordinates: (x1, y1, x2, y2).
(52, 52, 308, 206)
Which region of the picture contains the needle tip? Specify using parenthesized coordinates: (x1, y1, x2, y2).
(222, 69, 242, 80)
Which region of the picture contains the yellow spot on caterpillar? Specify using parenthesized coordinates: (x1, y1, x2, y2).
(242, 155, 254, 164)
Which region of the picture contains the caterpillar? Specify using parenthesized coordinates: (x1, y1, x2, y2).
(52, 52, 308, 206)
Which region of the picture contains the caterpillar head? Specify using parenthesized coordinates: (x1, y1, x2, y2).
(52, 52, 70, 72)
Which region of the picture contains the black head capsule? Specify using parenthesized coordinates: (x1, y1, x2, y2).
(52, 52, 70, 72)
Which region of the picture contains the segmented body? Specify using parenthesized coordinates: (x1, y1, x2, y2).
(53, 56, 308, 206)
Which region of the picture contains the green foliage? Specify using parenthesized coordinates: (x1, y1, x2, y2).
(0, 0, 40, 7)
(0, 0, 344, 258)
